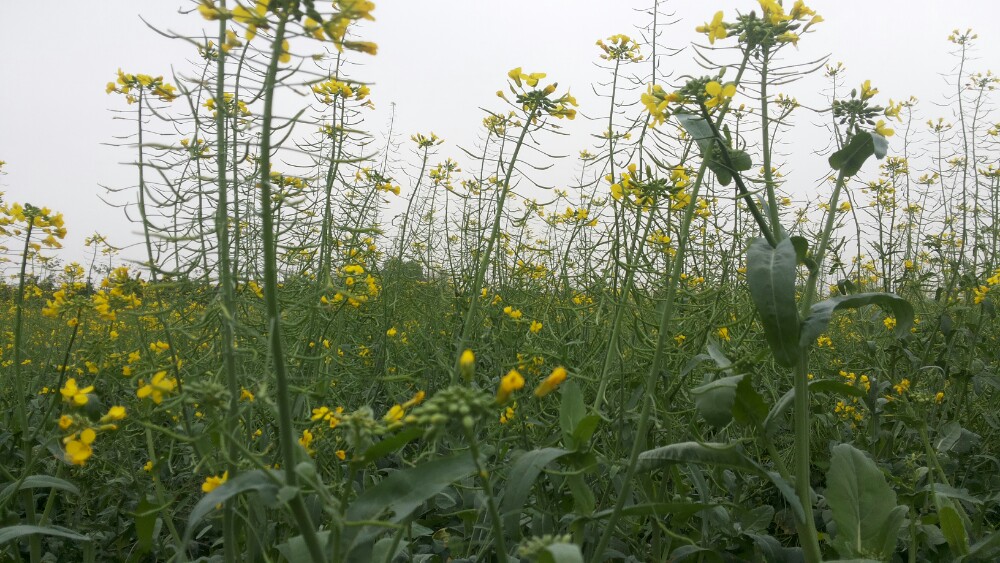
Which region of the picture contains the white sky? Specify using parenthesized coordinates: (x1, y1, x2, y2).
(1, 0, 998, 268)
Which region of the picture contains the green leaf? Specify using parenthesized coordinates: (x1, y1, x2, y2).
(0, 474, 80, 504)
(343, 453, 478, 553)
(871, 132, 889, 158)
(964, 529, 1000, 561)
(938, 502, 969, 556)
(674, 112, 748, 187)
(0, 524, 89, 545)
(560, 381, 586, 445)
(676, 111, 715, 155)
(583, 501, 717, 524)
(638, 442, 757, 472)
(566, 472, 596, 515)
(538, 543, 584, 563)
(829, 132, 877, 177)
(276, 530, 331, 563)
(352, 426, 423, 468)
(572, 414, 601, 444)
(500, 447, 573, 539)
(763, 380, 867, 436)
(800, 292, 914, 348)
(636, 442, 807, 522)
(826, 443, 907, 560)
(789, 236, 818, 273)
(747, 237, 801, 367)
(182, 470, 282, 548)
(732, 373, 768, 427)
(132, 495, 166, 554)
(691, 374, 744, 427)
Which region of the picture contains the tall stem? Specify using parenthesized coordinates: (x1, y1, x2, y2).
(257, 13, 325, 563)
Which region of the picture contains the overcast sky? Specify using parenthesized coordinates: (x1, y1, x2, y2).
(1, 1, 998, 269)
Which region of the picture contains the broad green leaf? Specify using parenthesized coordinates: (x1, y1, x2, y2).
(637, 442, 804, 523)
(789, 236, 818, 273)
(351, 426, 423, 468)
(276, 530, 331, 563)
(343, 453, 477, 553)
(690, 374, 744, 427)
(0, 474, 80, 504)
(733, 373, 768, 427)
(763, 379, 867, 436)
(829, 132, 878, 177)
(964, 529, 1000, 561)
(500, 447, 572, 539)
(182, 470, 282, 547)
(826, 443, 907, 560)
(800, 292, 914, 348)
(566, 472, 595, 515)
(637, 442, 805, 521)
(539, 543, 584, 563)
(583, 501, 716, 524)
(676, 111, 715, 155)
(871, 132, 889, 158)
(938, 502, 969, 556)
(675, 112, 749, 187)
(638, 442, 757, 473)
(132, 494, 166, 554)
(560, 381, 586, 445)
(0, 524, 89, 545)
(572, 414, 601, 444)
(747, 237, 801, 367)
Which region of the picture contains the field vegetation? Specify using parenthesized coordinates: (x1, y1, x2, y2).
(2, 1, 1000, 561)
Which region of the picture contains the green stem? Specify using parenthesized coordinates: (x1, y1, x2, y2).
(453, 106, 540, 381)
(257, 13, 325, 563)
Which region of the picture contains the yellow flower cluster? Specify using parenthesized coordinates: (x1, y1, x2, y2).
(596, 34, 643, 62)
(496, 369, 525, 404)
(136, 370, 178, 404)
(0, 202, 67, 250)
(504, 68, 578, 120)
(106, 69, 177, 103)
(640, 84, 680, 127)
(312, 78, 371, 105)
(384, 390, 426, 423)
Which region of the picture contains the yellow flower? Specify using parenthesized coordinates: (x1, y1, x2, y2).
(299, 429, 314, 453)
(58, 415, 74, 430)
(860, 80, 878, 100)
(143, 460, 154, 472)
(499, 403, 516, 424)
(60, 378, 94, 407)
(384, 404, 405, 422)
(402, 390, 425, 409)
(892, 378, 911, 395)
(240, 388, 255, 402)
(717, 327, 731, 342)
(935, 391, 945, 404)
(534, 366, 567, 398)
(459, 349, 476, 381)
(874, 120, 895, 137)
(386, 327, 398, 337)
(704, 81, 736, 109)
(496, 369, 525, 404)
(335, 450, 346, 461)
(695, 11, 727, 44)
(136, 371, 178, 404)
(529, 320, 543, 334)
(202, 471, 229, 494)
(883, 316, 897, 330)
(65, 439, 93, 466)
(101, 406, 126, 423)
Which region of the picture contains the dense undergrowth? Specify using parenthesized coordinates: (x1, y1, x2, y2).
(2, 1, 1000, 562)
